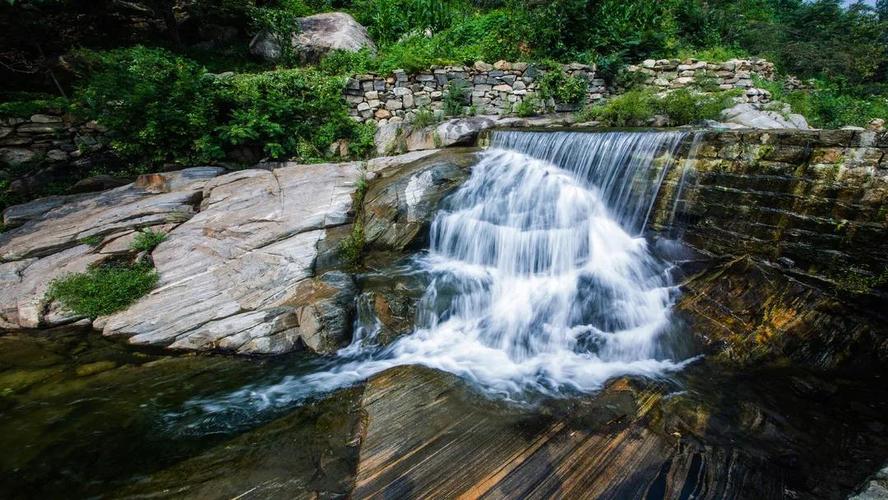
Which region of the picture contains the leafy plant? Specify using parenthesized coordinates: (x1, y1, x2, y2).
(130, 228, 167, 252)
(0, 93, 69, 118)
(515, 94, 540, 117)
(78, 235, 103, 247)
(46, 263, 159, 318)
(74, 46, 217, 165)
(411, 106, 439, 128)
(538, 71, 587, 105)
(443, 79, 470, 116)
(248, 0, 310, 65)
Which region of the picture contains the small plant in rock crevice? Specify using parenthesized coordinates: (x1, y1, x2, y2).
(339, 176, 369, 267)
(130, 228, 168, 253)
(443, 79, 470, 116)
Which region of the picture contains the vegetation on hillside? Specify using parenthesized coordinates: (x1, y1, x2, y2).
(0, 0, 886, 175)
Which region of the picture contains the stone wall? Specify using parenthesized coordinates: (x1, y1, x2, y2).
(347, 58, 779, 125)
(0, 112, 106, 169)
(345, 61, 606, 125)
(625, 58, 776, 103)
(650, 129, 888, 286)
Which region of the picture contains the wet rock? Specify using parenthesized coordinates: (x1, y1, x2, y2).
(287, 271, 357, 353)
(676, 256, 887, 369)
(363, 149, 477, 252)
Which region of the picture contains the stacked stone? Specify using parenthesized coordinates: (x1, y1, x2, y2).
(626, 58, 776, 103)
(344, 60, 606, 125)
(0, 113, 105, 167)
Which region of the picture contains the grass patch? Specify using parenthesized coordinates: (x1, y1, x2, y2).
(339, 176, 368, 267)
(130, 228, 167, 252)
(78, 235, 103, 247)
(46, 263, 159, 318)
(578, 87, 740, 127)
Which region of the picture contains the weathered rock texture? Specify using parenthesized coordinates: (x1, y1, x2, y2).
(650, 129, 888, 287)
(250, 12, 375, 63)
(0, 149, 477, 354)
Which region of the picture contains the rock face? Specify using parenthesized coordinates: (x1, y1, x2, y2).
(0, 149, 474, 355)
(649, 129, 888, 286)
(250, 12, 375, 63)
(101, 162, 363, 354)
(719, 103, 809, 129)
(363, 149, 477, 252)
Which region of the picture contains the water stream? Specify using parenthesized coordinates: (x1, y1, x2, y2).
(177, 130, 697, 422)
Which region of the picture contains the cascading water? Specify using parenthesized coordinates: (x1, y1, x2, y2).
(175, 130, 696, 425)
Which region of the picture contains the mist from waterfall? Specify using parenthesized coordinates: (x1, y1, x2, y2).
(173, 130, 696, 427)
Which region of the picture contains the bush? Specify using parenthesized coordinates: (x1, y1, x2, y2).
(130, 228, 167, 252)
(0, 93, 70, 118)
(248, 0, 311, 65)
(212, 69, 358, 161)
(539, 71, 588, 106)
(755, 76, 888, 129)
(74, 47, 373, 166)
(580, 89, 657, 127)
(655, 88, 740, 125)
(411, 107, 439, 128)
(580, 87, 739, 127)
(74, 46, 217, 166)
(354, 0, 462, 44)
(443, 79, 470, 116)
(46, 263, 159, 318)
(515, 94, 540, 117)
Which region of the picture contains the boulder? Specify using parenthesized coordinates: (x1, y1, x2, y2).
(719, 103, 810, 130)
(100, 162, 364, 354)
(250, 12, 376, 64)
(363, 150, 476, 252)
(374, 117, 496, 155)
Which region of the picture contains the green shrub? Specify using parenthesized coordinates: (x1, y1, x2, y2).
(411, 107, 439, 128)
(515, 94, 540, 117)
(538, 71, 588, 105)
(130, 229, 167, 252)
(75, 47, 373, 166)
(78, 235, 103, 247)
(318, 49, 376, 76)
(0, 93, 70, 118)
(655, 88, 739, 126)
(354, 0, 462, 44)
(349, 122, 377, 158)
(74, 46, 217, 165)
(580, 89, 657, 127)
(443, 79, 470, 116)
(581, 87, 740, 127)
(46, 263, 159, 318)
(212, 68, 358, 161)
(755, 76, 888, 128)
(248, 0, 311, 65)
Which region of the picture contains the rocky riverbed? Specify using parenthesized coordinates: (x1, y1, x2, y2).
(1, 128, 887, 498)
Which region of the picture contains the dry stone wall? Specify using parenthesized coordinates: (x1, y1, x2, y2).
(347, 58, 780, 125)
(0, 112, 105, 168)
(625, 58, 776, 103)
(345, 61, 606, 125)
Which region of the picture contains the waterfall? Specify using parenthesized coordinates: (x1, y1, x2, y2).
(175, 130, 696, 423)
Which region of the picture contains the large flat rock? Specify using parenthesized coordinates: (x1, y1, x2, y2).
(102, 162, 364, 354)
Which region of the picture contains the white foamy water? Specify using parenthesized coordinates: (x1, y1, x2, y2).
(176, 131, 696, 423)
